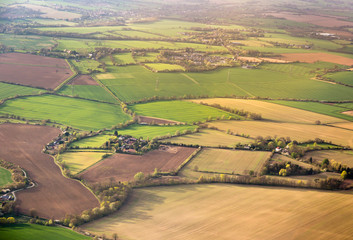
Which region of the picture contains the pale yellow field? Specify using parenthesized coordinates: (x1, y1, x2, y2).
(329, 122, 353, 131)
(95, 73, 116, 79)
(11, 4, 81, 20)
(83, 184, 353, 240)
(209, 120, 353, 147)
(161, 129, 253, 147)
(304, 150, 353, 168)
(58, 151, 107, 174)
(189, 98, 347, 124)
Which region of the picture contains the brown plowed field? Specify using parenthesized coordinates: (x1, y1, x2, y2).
(69, 75, 99, 86)
(0, 124, 99, 219)
(80, 146, 196, 183)
(0, 53, 73, 90)
(279, 53, 353, 66)
(138, 116, 180, 125)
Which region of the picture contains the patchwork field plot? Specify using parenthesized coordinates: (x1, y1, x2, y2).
(182, 148, 271, 176)
(209, 120, 353, 147)
(0, 166, 12, 187)
(0, 95, 131, 130)
(0, 34, 56, 51)
(79, 146, 196, 183)
(130, 101, 239, 123)
(58, 152, 108, 175)
(99, 65, 353, 102)
(70, 124, 197, 148)
(113, 53, 135, 65)
(0, 82, 44, 100)
(58, 85, 117, 104)
(327, 71, 353, 86)
(278, 53, 353, 65)
(303, 150, 353, 168)
(270, 100, 353, 122)
(0, 124, 99, 219)
(83, 184, 353, 240)
(145, 63, 185, 72)
(0, 53, 73, 90)
(190, 98, 347, 124)
(0, 223, 89, 240)
(70, 59, 103, 74)
(162, 129, 253, 147)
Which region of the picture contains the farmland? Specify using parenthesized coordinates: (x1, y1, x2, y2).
(327, 71, 353, 86)
(0, 82, 44, 100)
(0, 124, 99, 219)
(278, 53, 353, 65)
(83, 184, 353, 240)
(162, 129, 253, 147)
(303, 150, 353, 168)
(144, 63, 185, 72)
(79, 146, 196, 183)
(180, 148, 271, 179)
(190, 98, 347, 124)
(0, 94, 131, 130)
(0, 167, 12, 187)
(130, 101, 239, 123)
(58, 151, 109, 175)
(208, 120, 353, 147)
(58, 85, 118, 104)
(70, 124, 197, 148)
(0, 224, 89, 240)
(0, 53, 73, 90)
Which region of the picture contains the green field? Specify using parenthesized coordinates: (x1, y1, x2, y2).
(0, 34, 56, 51)
(162, 129, 253, 147)
(269, 100, 353, 122)
(0, 224, 89, 240)
(83, 184, 353, 240)
(0, 94, 131, 130)
(113, 53, 135, 65)
(145, 63, 185, 72)
(70, 124, 197, 148)
(327, 71, 353, 86)
(0, 167, 12, 187)
(134, 52, 159, 63)
(58, 85, 118, 104)
(58, 151, 108, 174)
(97, 64, 353, 103)
(0, 82, 44, 100)
(69, 59, 103, 74)
(130, 101, 239, 123)
(181, 148, 271, 178)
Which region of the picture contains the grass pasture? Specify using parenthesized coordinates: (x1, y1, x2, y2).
(182, 148, 271, 177)
(0, 223, 89, 240)
(70, 59, 103, 74)
(130, 101, 239, 123)
(58, 152, 108, 175)
(0, 167, 13, 187)
(209, 120, 353, 147)
(0, 94, 131, 130)
(327, 71, 353, 86)
(58, 85, 118, 104)
(0, 34, 56, 51)
(0, 82, 44, 100)
(114, 53, 135, 65)
(82, 184, 353, 240)
(162, 129, 253, 147)
(145, 63, 185, 72)
(190, 98, 347, 124)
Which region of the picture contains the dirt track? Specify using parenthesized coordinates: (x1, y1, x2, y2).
(0, 53, 73, 90)
(80, 146, 196, 183)
(0, 124, 99, 219)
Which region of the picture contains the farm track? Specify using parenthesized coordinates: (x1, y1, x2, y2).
(0, 123, 99, 219)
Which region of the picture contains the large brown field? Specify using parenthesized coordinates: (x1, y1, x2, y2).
(303, 150, 353, 167)
(69, 75, 99, 86)
(0, 124, 99, 219)
(80, 146, 196, 183)
(189, 98, 346, 124)
(209, 120, 353, 147)
(278, 53, 353, 66)
(0, 53, 73, 90)
(83, 184, 353, 240)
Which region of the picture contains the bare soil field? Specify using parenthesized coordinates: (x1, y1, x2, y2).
(268, 12, 353, 27)
(83, 184, 353, 240)
(209, 120, 353, 147)
(69, 75, 99, 86)
(303, 150, 353, 168)
(190, 98, 346, 124)
(0, 53, 73, 90)
(343, 111, 353, 116)
(138, 116, 180, 125)
(79, 146, 196, 183)
(238, 57, 290, 63)
(0, 124, 99, 219)
(278, 53, 353, 66)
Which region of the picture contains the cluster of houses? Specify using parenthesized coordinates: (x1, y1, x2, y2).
(113, 135, 148, 153)
(275, 146, 289, 155)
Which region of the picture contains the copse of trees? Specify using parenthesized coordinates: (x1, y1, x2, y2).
(0, 159, 28, 191)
